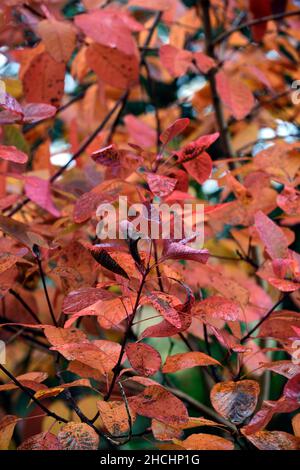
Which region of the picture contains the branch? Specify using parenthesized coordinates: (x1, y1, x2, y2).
(213, 9, 300, 46)
(241, 293, 288, 343)
(0, 363, 68, 423)
(33, 245, 57, 327)
(9, 288, 40, 324)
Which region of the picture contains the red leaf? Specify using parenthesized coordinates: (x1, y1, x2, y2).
(22, 103, 57, 123)
(143, 292, 184, 329)
(23, 51, 65, 107)
(162, 239, 209, 264)
(86, 43, 139, 89)
(255, 210, 289, 260)
(124, 114, 157, 148)
(192, 296, 243, 321)
(0, 145, 28, 164)
(283, 373, 300, 403)
(215, 70, 255, 120)
(193, 51, 216, 74)
(249, 0, 272, 41)
(25, 176, 60, 217)
(0, 88, 23, 115)
(183, 151, 213, 184)
(126, 342, 162, 376)
(177, 133, 219, 163)
(146, 173, 177, 198)
(141, 313, 192, 339)
(242, 396, 298, 435)
(160, 118, 190, 145)
(18, 432, 62, 450)
(75, 10, 138, 55)
(62, 288, 114, 314)
(129, 385, 189, 425)
(159, 45, 193, 77)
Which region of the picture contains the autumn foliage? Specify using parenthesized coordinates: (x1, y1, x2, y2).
(0, 0, 300, 452)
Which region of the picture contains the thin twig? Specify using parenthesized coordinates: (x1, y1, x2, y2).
(33, 245, 57, 327)
(241, 294, 288, 343)
(0, 363, 68, 423)
(213, 9, 300, 46)
(9, 288, 40, 324)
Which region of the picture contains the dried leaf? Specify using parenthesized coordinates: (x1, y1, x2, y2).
(57, 422, 99, 450)
(0, 415, 20, 450)
(210, 380, 260, 424)
(18, 432, 61, 450)
(244, 430, 300, 450)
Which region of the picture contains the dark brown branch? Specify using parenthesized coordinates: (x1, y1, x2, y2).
(0, 363, 68, 423)
(9, 288, 40, 324)
(33, 245, 57, 327)
(213, 9, 300, 46)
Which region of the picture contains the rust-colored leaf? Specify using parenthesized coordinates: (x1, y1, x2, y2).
(57, 422, 99, 450)
(129, 385, 189, 426)
(175, 433, 234, 450)
(126, 342, 162, 376)
(163, 351, 220, 373)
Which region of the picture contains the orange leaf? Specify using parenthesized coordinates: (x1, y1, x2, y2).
(163, 351, 220, 373)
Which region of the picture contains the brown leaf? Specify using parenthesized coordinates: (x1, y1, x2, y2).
(38, 18, 76, 63)
(210, 380, 260, 424)
(0, 415, 20, 450)
(292, 413, 300, 437)
(244, 430, 300, 450)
